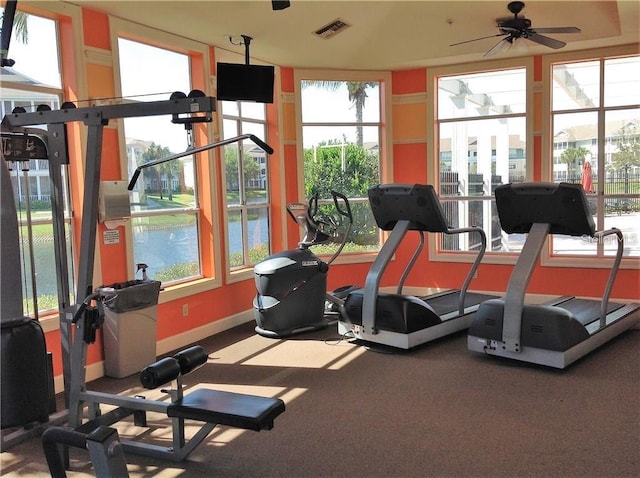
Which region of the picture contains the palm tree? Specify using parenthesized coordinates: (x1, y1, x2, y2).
(559, 146, 589, 181)
(1, 5, 28, 67)
(302, 80, 376, 147)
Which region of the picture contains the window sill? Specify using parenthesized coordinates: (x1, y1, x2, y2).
(431, 250, 639, 270)
(158, 277, 221, 303)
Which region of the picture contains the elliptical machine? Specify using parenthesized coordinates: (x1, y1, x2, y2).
(253, 191, 353, 338)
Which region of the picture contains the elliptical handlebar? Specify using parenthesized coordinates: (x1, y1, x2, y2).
(286, 192, 353, 261)
(331, 190, 353, 223)
(325, 191, 353, 265)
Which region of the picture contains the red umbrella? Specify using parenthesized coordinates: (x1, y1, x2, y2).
(581, 161, 593, 193)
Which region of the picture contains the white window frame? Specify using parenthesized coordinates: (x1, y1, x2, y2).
(427, 57, 535, 266)
(541, 44, 640, 270)
(110, 17, 221, 303)
(294, 68, 393, 264)
(1, 3, 85, 334)
(219, 99, 271, 277)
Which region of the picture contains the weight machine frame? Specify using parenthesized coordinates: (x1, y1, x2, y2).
(2, 94, 276, 460)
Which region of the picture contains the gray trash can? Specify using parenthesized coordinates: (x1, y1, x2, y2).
(102, 280, 161, 378)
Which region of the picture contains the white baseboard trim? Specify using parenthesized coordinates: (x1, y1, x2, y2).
(53, 310, 254, 394)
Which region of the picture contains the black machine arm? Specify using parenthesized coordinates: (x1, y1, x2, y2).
(325, 191, 353, 265)
(127, 133, 273, 190)
(287, 193, 330, 247)
(287, 191, 353, 260)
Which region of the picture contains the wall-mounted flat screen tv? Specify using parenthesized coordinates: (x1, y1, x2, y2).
(216, 62, 275, 103)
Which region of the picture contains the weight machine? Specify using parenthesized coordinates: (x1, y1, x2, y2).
(1, 92, 285, 471)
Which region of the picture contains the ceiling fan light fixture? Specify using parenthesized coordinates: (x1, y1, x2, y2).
(503, 36, 529, 54)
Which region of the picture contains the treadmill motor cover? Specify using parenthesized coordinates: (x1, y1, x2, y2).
(344, 290, 442, 333)
(469, 299, 591, 352)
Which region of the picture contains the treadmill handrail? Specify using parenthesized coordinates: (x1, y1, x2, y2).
(396, 231, 425, 295)
(593, 227, 624, 327)
(362, 220, 411, 334)
(446, 226, 488, 316)
(502, 222, 551, 352)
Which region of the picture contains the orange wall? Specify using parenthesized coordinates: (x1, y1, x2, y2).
(41, 6, 639, 379)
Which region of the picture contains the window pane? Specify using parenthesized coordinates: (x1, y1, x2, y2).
(437, 68, 527, 254)
(552, 111, 597, 184)
(1, 10, 71, 316)
(604, 56, 640, 107)
(227, 209, 245, 267)
(220, 100, 239, 116)
(438, 69, 526, 120)
(222, 100, 270, 270)
(551, 56, 639, 259)
(118, 38, 201, 282)
(603, 109, 640, 257)
(301, 79, 382, 254)
(131, 214, 199, 281)
(239, 101, 266, 120)
(19, 221, 74, 315)
(440, 198, 499, 252)
(439, 116, 526, 191)
(247, 207, 270, 264)
(3, 11, 61, 88)
(244, 138, 268, 205)
(552, 61, 599, 111)
(119, 38, 189, 99)
(301, 81, 380, 123)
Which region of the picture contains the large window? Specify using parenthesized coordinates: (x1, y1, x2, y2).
(435, 67, 529, 253)
(220, 101, 270, 269)
(298, 75, 385, 254)
(118, 38, 202, 283)
(0, 9, 73, 317)
(549, 55, 639, 258)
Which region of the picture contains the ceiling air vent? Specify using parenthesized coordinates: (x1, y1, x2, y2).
(314, 18, 350, 39)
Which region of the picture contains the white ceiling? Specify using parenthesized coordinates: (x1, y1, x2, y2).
(69, 0, 639, 69)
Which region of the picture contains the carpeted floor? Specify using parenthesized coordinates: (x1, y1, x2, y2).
(1, 321, 638, 477)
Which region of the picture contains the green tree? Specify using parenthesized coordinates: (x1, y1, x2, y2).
(12, 10, 27, 43)
(609, 123, 640, 194)
(559, 146, 589, 180)
(225, 147, 240, 192)
(141, 142, 175, 200)
(224, 146, 262, 192)
(304, 141, 379, 245)
(1, 6, 27, 66)
(610, 123, 640, 172)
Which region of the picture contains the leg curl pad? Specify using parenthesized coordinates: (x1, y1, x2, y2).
(173, 345, 208, 375)
(139, 346, 209, 389)
(140, 357, 181, 389)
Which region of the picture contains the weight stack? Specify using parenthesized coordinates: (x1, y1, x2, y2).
(1, 317, 52, 429)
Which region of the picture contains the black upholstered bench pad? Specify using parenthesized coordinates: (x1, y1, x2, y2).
(167, 389, 285, 431)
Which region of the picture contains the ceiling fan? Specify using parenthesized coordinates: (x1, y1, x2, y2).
(451, 1, 581, 57)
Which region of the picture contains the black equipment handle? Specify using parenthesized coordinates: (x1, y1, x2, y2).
(308, 193, 319, 219)
(331, 191, 353, 223)
(128, 134, 273, 190)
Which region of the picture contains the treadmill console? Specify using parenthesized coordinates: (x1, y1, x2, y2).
(368, 184, 449, 232)
(495, 182, 595, 237)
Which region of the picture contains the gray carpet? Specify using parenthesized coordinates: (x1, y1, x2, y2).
(1, 321, 638, 477)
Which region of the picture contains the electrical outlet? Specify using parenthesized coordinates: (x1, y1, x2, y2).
(182, 304, 189, 317)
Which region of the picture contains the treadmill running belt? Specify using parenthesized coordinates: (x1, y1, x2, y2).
(423, 291, 497, 317)
(555, 298, 625, 326)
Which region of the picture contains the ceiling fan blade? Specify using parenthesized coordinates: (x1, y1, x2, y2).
(527, 33, 566, 49)
(533, 27, 581, 34)
(450, 33, 505, 47)
(484, 38, 508, 57)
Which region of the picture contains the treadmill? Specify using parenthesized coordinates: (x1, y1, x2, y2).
(467, 182, 640, 369)
(337, 184, 497, 349)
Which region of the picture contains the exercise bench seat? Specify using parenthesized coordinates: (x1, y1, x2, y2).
(167, 388, 286, 431)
